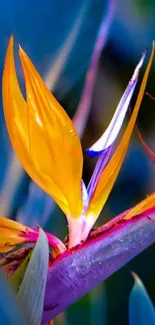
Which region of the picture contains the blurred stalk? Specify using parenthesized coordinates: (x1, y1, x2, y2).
(55, 312, 68, 325)
(89, 283, 107, 325)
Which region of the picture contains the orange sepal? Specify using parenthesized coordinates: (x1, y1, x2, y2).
(2, 37, 83, 219)
(0, 216, 31, 253)
(124, 192, 155, 220)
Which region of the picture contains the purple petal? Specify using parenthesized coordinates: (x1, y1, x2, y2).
(87, 146, 112, 200)
(42, 210, 155, 324)
(73, 0, 116, 137)
(87, 51, 146, 156)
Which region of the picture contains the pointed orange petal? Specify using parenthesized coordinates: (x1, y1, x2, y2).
(2, 36, 29, 148)
(0, 216, 30, 252)
(2, 37, 83, 219)
(2, 37, 45, 195)
(124, 192, 155, 220)
(86, 43, 154, 223)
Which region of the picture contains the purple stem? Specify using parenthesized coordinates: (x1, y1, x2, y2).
(42, 211, 155, 324)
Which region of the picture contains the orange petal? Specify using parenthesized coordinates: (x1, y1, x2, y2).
(0, 216, 66, 255)
(124, 192, 155, 220)
(2, 37, 28, 140)
(0, 216, 30, 253)
(86, 42, 154, 223)
(2, 37, 83, 219)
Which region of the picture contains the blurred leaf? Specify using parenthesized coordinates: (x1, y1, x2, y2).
(0, 0, 107, 95)
(0, 269, 26, 324)
(110, 0, 155, 59)
(129, 273, 155, 325)
(9, 250, 32, 292)
(51, 0, 112, 97)
(74, 0, 115, 138)
(135, 124, 155, 164)
(90, 284, 107, 325)
(18, 229, 49, 325)
(17, 182, 55, 227)
(0, 0, 110, 104)
(44, 0, 90, 93)
(55, 312, 67, 325)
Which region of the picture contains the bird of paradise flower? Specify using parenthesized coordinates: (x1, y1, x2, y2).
(0, 37, 155, 324)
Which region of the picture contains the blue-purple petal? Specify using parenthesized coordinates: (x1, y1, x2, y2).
(87, 146, 112, 199)
(87, 51, 146, 156)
